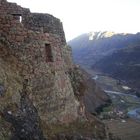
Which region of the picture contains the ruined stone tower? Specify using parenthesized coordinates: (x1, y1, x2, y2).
(0, 0, 79, 124)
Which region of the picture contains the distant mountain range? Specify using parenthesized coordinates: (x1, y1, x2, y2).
(68, 31, 140, 89)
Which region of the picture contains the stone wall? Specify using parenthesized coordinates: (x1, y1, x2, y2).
(23, 13, 66, 45)
(0, 0, 79, 127)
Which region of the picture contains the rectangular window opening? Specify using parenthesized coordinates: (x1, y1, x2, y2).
(12, 14, 22, 23)
(45, 43, 53, 62)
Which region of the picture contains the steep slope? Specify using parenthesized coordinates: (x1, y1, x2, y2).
(93, 45, 140, 89)
(68, 31, 140, 68)
(68, 66, 110, 115)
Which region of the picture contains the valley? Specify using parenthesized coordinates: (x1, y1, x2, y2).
(69, 32, 140, 90)
(69, 31, 140, 140)
(83, 66, 140, 140)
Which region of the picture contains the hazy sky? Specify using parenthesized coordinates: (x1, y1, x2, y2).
(8, 0, 140, 41)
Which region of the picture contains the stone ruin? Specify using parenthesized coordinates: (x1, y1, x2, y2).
(0, 1, 114, 140)
(0, 0, 80, 126)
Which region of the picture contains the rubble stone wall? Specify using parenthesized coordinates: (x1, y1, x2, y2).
(0, 0, 79, 125)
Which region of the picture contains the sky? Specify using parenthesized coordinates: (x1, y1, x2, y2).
(8, 0, 140, 41)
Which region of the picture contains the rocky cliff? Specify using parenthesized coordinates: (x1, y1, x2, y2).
(0, 0, 111, 139)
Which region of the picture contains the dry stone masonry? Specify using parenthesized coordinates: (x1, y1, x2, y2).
(0, 0, 79, 125)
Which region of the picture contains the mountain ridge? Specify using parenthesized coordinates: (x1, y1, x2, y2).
(69, 31, 140, 90)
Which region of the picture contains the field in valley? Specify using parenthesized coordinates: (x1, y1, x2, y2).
(104, 119, 140, 140)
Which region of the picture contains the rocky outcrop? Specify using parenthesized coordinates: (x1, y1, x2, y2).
(1, 81, 45, 140)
